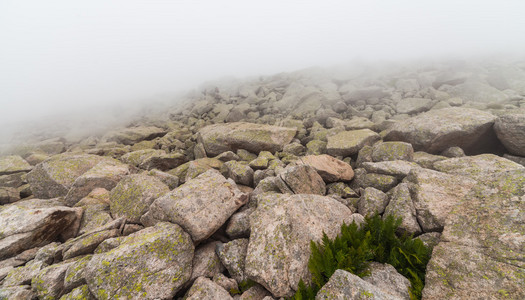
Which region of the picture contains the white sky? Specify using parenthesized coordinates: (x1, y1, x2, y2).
(1, 0, 525, 132)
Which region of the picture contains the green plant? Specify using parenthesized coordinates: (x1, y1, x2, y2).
(229, 279, 257, 295)
(291, 215, 431, 300)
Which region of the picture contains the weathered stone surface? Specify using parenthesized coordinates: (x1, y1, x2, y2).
(212, 273, 237, 294)
(84, 222, 194, 300)
(316, 269, 395, 300)
(358, 187, 389, 217)
(59, 285, 95, 300)
(240, 284, 272, 300)
(216, 239, 249, 283)
(494, 113, 525, 156)
(185, 277, 233, 300)
(245, 193, 356, 297)
(326, 129, 381, 157)
(0, 156, 31, 175)
(433, 154, 524, 181)
(102, 126, 167, 145)
(423, 170, 525, 299)
(198, 122, 297, 156)
(297, 155, 354, 182)
(0, 199, 80, 260)
(27, 154, 102, 199)
(221, 161, 254, 186)
(412, 151, 447, 169)
(363, 160, 420, 179)
(276, 165, 326, 195)
(74, 188, 113, 235)
(363, 262, 411, 300)
(109, 174, 169, 223)
(383, 107, 497, 154)
(0, 187, 20, 205)
(371, 142, 414, 162)
(64, 158, 130, 206)
(121, 149, 187, 171)
(396, 97, 432, 114)
(383, 183, 421, 235)
(0, 285, 36, 300)
(226, 207, 254, 239)
(353, 172, 398, 192)
(31, 258, 77, 300)
(148, 169, 248, 243)
(405, 168, 476, 232)
(189, 241, 224, 283)
(63, 255, 92, 293)
(146, 169, 179, 189)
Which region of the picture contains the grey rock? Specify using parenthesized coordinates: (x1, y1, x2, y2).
(433, 154, 524, 181)
(412, 152, 447, 169)
(212, 273, 238, 294)
(148, 169, 248, 243)
(326, 129, 381, 157)
(276, 165, 325, 195)
(396, 97, 432, 114)
(216, 239, 249, 283)
(383, 183, 421, 235)
(358, 187, 389, 217)
(494, 113, 525, 156)
(363, 262, 411, 300)
(440, 146, 465, 158)
(221, 161, 254, 186)
(316, 269, 396, 300)
(371, 142, 414, 162)
(31, 258, 77, 300)
(361, 161, 420, 179)
(190, 241, 225, 283)
(186, 277, 233, 300)
(59, 285, 95, 300)
(240, 284, 272, 300)
(0, 285, 36, 300)
(226, 207, 255, 239)
(297, 155, 354, 183)
(0, 156, 31, 176)
(102, 126, 167, 145)
(0, 187, 20, 205)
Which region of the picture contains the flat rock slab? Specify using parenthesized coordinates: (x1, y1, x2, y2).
(297, 154, 354, 182)
(149, 169, 248, 243)
(276, 165, 326, 195)
(494, 113, 525, 156)
(326, 129, 380, 157)
(383, 107, 497, 154)
(433, 154, 524, 181)
(423, 170, 525, 299)
(84, 222, 194, 300)
(396, 97, 432, 114)
(405, 168, 476, 232)
(102, 126, 167, 145)
(245, 193, 356, 297)
(198, 122, 297, 156)
(0, 199, 80, 260)
(0, 156, 32, 175)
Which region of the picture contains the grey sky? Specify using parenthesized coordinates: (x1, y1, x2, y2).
(1, 0, 525, 132)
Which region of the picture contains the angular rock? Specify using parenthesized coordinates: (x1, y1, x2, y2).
(433, 154, 524, 181)
(109, 174, 169, 223)
(31, 258, 77, 300)
(102, 126, 167, 145)
(383, 107, 497, 154)
(59, 285, 95, 300)
(226, 207, 255, 239)
(297, 155, 354, 182)
(0, 285, 36, 300)
(148, 169, 248, 243)
(0, 187, 20, 205)
(185, 277, 233, 300)
(412, 151, 447, 169)
(221, 161, 254, 186)
(361, 160, 420, 179)
(121, 149, 187, 171)
(64, 158, 130, 206)
(494, 113, 525, 156)
(316, 269, 395, 300)
(245, 193, 356, 297)
(84, 222, 194, 299)
(198, 122, 297, 156)
(27, 154, 102, 199)
(358, 187, 389, 217)
(0, 156, 31, 175)
(371, 142, 414, 162)
(396, 97, 432, 114)
(240, 284, 272, 300)
(276, 165, 325, 195)
(0, 199, 80, 260)
(189, 241, 225, 283)
(73, 188, 113, 235)
(63, 255, 92, 293)
(216, 239, 249, 283)
(326, 129, 381, 157)
(405, 168, 476, 232)
(423, 170, 525, 299)
(363, 262, 411, 300)
(383, 183, 421, 235)
(213, 273, 237, 294)
(146, 169, 179, 189)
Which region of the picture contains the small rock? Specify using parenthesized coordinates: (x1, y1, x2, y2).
(186, 277, 233, 300)
(216, 239, 249, 283)
(276, 165, 326, 195)
(326, 129, 381, 157)
(371, 142, 414, 162)
(297, 155, 354, 182)
(358, 187, 389, 217)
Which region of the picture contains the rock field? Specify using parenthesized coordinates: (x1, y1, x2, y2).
(1, 59, 524, 299)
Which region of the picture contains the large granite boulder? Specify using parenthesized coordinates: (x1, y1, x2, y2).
(326, 129, 381, 157)
(148, 169, 248, 243)
(494, 113, 525, 156)
(316, 269, 396, 300)
(109, 174, 169, 224)
(198, 122, 297, 156)
(433, 154, 524, 181)
(423, 170, 525, 299)
(245, 193, 357, 297)
(0, 199, 81, 260)
(0, 156, 32, 175)
(383, 107, 497, 154)
(102, 126, 167, 145)
(276, 165, 326, 195)
(396, 97, 432, 114)
(297, 155, 354, 182)
(84, 222, 194, 299)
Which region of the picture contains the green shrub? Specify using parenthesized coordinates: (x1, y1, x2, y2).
(291, 215, 431, 300)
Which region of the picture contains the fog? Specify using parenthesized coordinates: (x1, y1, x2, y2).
(1, 0, 525, 144)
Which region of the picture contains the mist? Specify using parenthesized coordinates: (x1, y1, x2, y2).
(2, 0, 525, 145)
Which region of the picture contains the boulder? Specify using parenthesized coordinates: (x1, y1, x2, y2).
(226, 207, 255, 239)
(0, 285, 36, 300)
(59, 285, 95, 300)
(494, 113, 525, 156)
(326, 129, 381, 157)
(0, 199, 81, 260)
(216, 239, 249, 283)
(276, 165, 326, 195)
(0, 187, 20, 205)
(371, 142, 414, 162)
(198, 122, 297, 156)
(245, 193, 356, 297)
(316, 269, 395, 300)
(405, 168, 476, 232)
(433, 154, 524, 181)
(189, 241, 225, 283)
(109, 174, 169, 224)
(423, 170, 525, 299)
(383, 107, 497, 154)
(31, 258, 77, 300)
(84, 222, 194, 299)
(361, 160, 420, 179)
(148, 169, 248, 243)
(64, 158, 130, 206)
(297, 155, 354, 182)
(221, 161, 254, 186)
(102, 126, 167, 145)
(185, 277, 233, 300)
(0, 156, 31, 175)
(358, 187, 389, 217)
(73, 188, 113, 235)
(383, 183, 421, 235)
(121, 149, 187, 171)
(27, 154, 102, 199)
(363, 262, 412, 300)
(396, 97, 432, 114)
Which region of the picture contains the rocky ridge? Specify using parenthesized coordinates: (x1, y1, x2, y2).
(1, 59, 525, 299)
